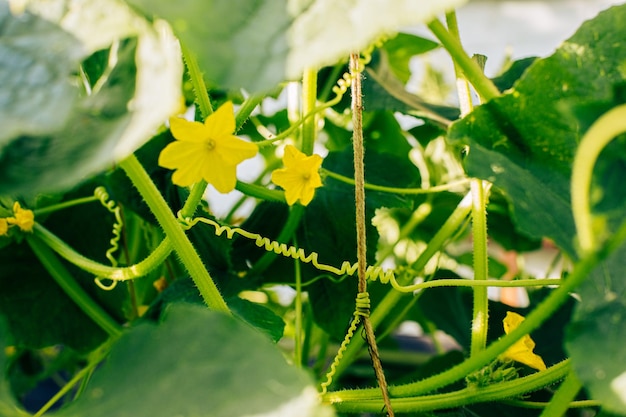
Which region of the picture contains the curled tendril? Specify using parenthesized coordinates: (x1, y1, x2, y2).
(177, 214, 398, 285)
(319, 291, 371, 394)
(94, 187, 123, 290)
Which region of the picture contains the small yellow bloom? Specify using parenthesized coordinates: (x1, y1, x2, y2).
(501, 311, 546, 371)
(158, 102, 258, 193)
(6, 202, 34, 233)
(271, 145, 323, 206)
(0, 218, 8, 236)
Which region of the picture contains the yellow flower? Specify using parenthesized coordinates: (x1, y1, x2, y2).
(158, 101, 258, 192)
(271, 145, 323, 206)
(501, 311, 546, 371)
(6, 202, 34, 233)
(0, 218, 8, 236)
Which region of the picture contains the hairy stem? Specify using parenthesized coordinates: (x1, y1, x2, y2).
(571, 103, 626, 254)
(427, 18, 500, 102)
(119, 155, 230, 314)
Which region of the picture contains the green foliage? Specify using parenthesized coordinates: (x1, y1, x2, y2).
(55, 304, 330, 417)
(1, 1, 626, 416)
(448, 4, 626, 256)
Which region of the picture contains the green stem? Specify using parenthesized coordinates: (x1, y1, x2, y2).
(301, 68, 318, 155)
(181, 43, 213, 117)
(119, 155, 230, 314)
(539, 369, 582, 417)
(427, 18, 500, 102)
(331, 223, 626, 400)
(180, 180, 208, 219)
(33, 341, 113, 417)
(470, 179, 490, 356)
(33, 196, 98, 216)
(326, 360, 571, 413)
(294, 238, 303, 368)
(26, 235, 122, 337)
(571, 103, 626, 254)
(236, 181, 285, 202)
(327, 191, 473, 380)
(236, 93, 266, 132)
(395, 278, 562, 292)
(323, 169, 470, 195)
(445, 10, 474, 116)
(33, 222, 172, 281)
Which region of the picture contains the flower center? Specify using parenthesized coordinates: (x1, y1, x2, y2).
(206, 139, 216, 151)
(302, 173, 311, 181)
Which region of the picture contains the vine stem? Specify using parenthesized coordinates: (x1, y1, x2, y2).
(326, 191, 473, 381)
(538, 369, 582, 417)
(571, 103, 626, 254)
(32, 222, 172, 280)
(324, 220, 626, 402)
(301, 69, 317, 155)
(444, 9, 491, 357)
(119, 155, 230, 314)
(350, 52, 394, 416)
(470, 179, 490, 356)
(327, 360, 571, 413)
(427, 18, 500, 102)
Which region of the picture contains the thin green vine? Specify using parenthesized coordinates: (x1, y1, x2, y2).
(538, 369, 583, 417)
(427, 18, 500, 102)
(326, 360, 571, 413)
(571, 103, 626, 255)
(327, 220, 626, 402)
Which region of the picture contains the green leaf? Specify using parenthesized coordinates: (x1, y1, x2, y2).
(127, 0, 467, 92)
(566, 241, 626, 415)
(56, 304, 334, 417)
(146, 278, 285, 342)
(126, 0, 292, 92)
(382, 32, 439, 84)
(0, 1, 182, 196)
(0, 2, 84, 142)
(363, 51, 460, 126)
(447, 4, 626, 256)
(286, 0, 467, 79)
(0, 242, 108, 351)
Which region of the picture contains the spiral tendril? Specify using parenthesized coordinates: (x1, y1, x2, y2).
(94, 187, 123, 290)
(178, 214, 398, 285)
(319, 291, 371, 394)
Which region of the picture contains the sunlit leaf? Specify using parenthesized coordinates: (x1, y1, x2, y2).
(56, 304, 334, 417)
(0, 0, 182, 196)
(448, 4, 626, 256)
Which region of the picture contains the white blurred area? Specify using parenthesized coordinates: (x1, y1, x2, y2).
(457, 0, 624, 77)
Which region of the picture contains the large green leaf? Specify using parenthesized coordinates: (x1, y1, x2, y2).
(447, 4, 626, 256)
(0, 2, 83, 141)
(56, 304, 334, 417)
(126, 0, 467, 92)
(0, 242, 109, 351)
(0, 0, 182, 196)
(566, 241, 626, 415)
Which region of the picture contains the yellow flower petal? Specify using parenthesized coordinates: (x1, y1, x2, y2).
(501, 311, 547, 371)
(169, 117, 207, 143)
(217, 136, 259, 165)
(204, 101, 236, 138)
(271, 145, 323, 206)
(6, 202, 34, 232)
(158, 101, 257, 192)
(0, 218, 8, 236)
